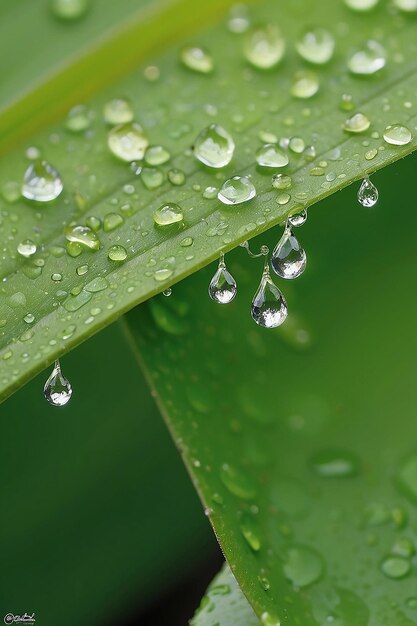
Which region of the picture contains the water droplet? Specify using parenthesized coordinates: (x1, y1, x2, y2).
(141, 167, 164, 190)
(227, 4, 250, 33)
(86, 216, 101, 231)
(65, 225, 100, 250)
(145, 145, 171, 165)
(154, 203, 183, 226)
(406, 597, 417, 609)
(348, 40, 386, 75)
(107, 122, 148, 162)
(180, 46, 213, 73)
(162, 288, 172, 297)
(51, 273, 62, 282)
(358, 177, 378, 207)
(397, 452, 417, 504)
(340, 93, 355, 111)
(311, 585, 369, 626)
(44, 360, 72, 407)
(343, 112, 370, 134)
(65, 104, 92, 132)
(381, 556, 411, 579)
(180, 236, 193, 247)
(383, 124, 412, 146)
(193, 124, 235, 168)
(251, 259, 288, 328)
(272, 174, 292, 190)
(51, 0, 89, 20)
(283, 545, 324, 587)
(291, 70, 319, 99)
(345, 0, 379, 8)
(108, 245, 127, 261)
(203, 186, 217, 199)
(168, 168, 185, 186)
(154, 268, 174, 282)
(260, 611, 281, 626)
(303, 144, 317, 160)
(392, 537, 415, 558)
(288, 209, 308, 227)
(22, 160, 63, 202)
(9, 292, 27, 308)
(296, 28, 335, 64)
(208, 253, 237, 304)
(365, 148, 378, 160)
(310, 449, 359, 478)
(76, 264, 89, 276)
(103, 212, 124, 232)
(2, 180, 21, 203)
(256, 144, 289, 168)
(220, 463, 256, 500)
(103, 98, 134, 125)
(24, 313, 35, 324)
(288, 136, 305, 154)
(271, 227, 306, 279)
(244, 25, 285, 69)
(394, 0, 417, 10)
(17, 239, 37, 258)
(218, 176, 256, 205)
(239, 513, 261, 551)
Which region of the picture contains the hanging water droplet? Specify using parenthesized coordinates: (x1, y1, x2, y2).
(22, 160, 63, 202)
(107, 122, 149, 162)
(383, 124, 412, 146)
(251, 260, 288, 328)
(288, 209, 308, 227)
(244, 25, 285, 69)
(180, 46, 213, 73)
(291, 70, 319, 99)
(394, 0, 417, 10)
(343, 112, 370, 133)
(296, 27, 335, 64)
(358, 177, 379, 207)
(348, 40, 386, 75)
(65, 225, 100, 250)
(65, 104, 92, 132)
(193, 124, 235, 168)
(108, 245, 127, 261)
(271, 227, 306, 279)
(154, 203, 184, 226)
(256, 144, 289, 168)
(218, 176, 256, 205)
(145, 145, 171, 165)
(240, 241, 269, 258)
(44, 360, 72, 407)
(272, 173, 292, 190)
(208, 253, 237, 304)
(51, 0, 90, 20)
(103, 98, 134, 125)
(17, 239, 37, 258)
(162, 288, 172, 297)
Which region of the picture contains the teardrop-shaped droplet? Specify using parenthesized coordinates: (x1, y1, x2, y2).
(22, 160, 63, 202)
(347, 40, 386, 75)
(244, 24, 286, 69)
(218, 176, 256, 205)
(193, 124, 235, 168)
(288, 209, 308, 227)
(44, 360, 72, 407)
(208, 254, 237, 304)
(271, 228, 307, 279)
(251, 262, 288, 328)
(357, 177, 379, 207)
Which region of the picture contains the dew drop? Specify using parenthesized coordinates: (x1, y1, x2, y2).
(218, 176, 256, 205)
(180, 46, 213, 73)
(208, 253, 237, 304)
(381, 556, 411, 579)
(22, 160, 63, 202)
(51, 0, 89, 20)
(291, 71, 319, 99)
(271, 227, 306, 279)
(343, 113, 370, 134)
(86, 216, 101, 231)
(162, 288, 172, 297)
(296, 28, 335, 64)
(303, 145, 317, 160)
(345, 0, 379, 9)
(17, 239, 37, 258)
(272, 173, 292, 190)
(76, 264, 89, 276)
(107, 122, 149, 162)
(311, 449, 359, 478)
(168, 168, 186, 186)
(383, 124, 412, 146)
(220, 463, 256, 500)
(65, 225, 100, 250)
(239, 513, 261, 551)
(65, 104, 92, 132)
(2, 180, 21, 203)
(103, 98, 134, 125)
(244, 25, 285, 69)
(23, 313, 35, 324)
(251, 259, 288, 328)
(311, 585, 369, 626)
(193, 124, 235, 168)
(180, 236, 193, 247)
(358, 177, 379, 207)
(44, 360, 72, 407)
(145, 145, 171, 165)
(153, 203, 183, 226)
(283, 545, 324, 587)
(394, 0, 417, 10)
(108, 245, 127, 261)
(260, 611, 281, 626)
(141, 167, 164, 190)
(288, 209, 308, 227)
(339, 93, 355, 111)
(288, 136, 305, 154)
(103, 212, 124, 232)
(227, 4, 250, 33)
(348, 40, 386, 75)
(256, 144, 289, 168)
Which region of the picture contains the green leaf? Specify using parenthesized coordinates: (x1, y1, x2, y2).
(2, 0, 417, 402)
(125, 153, 417, 625)
(0, 321, 213, 625)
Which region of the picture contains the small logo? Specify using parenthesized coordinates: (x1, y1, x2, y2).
(4, 614, 35, 625)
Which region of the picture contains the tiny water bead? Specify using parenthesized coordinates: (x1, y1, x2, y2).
(193, 124, 235, 168)
(272, 173, 292, 190)
(244, 24, 285, 69)
(153, 203, 183, 226)
(65, 225, 100, 250)
(17, 239, 37, 258)
(345, 0, 379, 9)
(168, 168, 186, 185)
(310, 449, 359, 478)
(180, 46, 213, 73)
(383, 124, 412, 146)
(239, 513, 261, 551)
(218, 176, 256, 205)
(51, 0, 89, 20)
(22, 160, 63, 202)
(291, 71, 319, 99)
(103, 98, 134, 125)
(145, 145, 171, 165)
(343, 112, 370, 134)
(271, 228, 306, 279)
(256, 144, 289, 168)
(348, 40, 386, 75)
(251, 259, 288, 328)
(208, 253, 237, 304)
(358, 177, 379, 207)
(108, 245, 127, 261)
(162, 288, 172, 297)
(380, 556, 411, 579)
(65, 104, 92, 132)
(44, 360, 72, 407)
(340, 93, 355, 111)
(288, 209, 308, 227)
(107, 122, 148, 162)
(296, 27, 335, 64)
